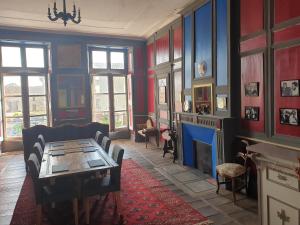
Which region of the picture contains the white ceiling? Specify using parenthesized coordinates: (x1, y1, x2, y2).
(0, 0, 196, 39)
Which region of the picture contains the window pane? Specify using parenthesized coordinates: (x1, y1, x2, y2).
(1, 46, 22, 67)
(29, 96, 47, 116)
(3, 76, 21, 96)
(111, 52, 124, 69)
(28, 76, 46, 95)
(114, 94, 127, 111)
(30, 116, 47, 127)
(93, 112, 110, 125)
(93, 76, 108, 93)
(113, 76, 126, 93)
(93, 94, 109, 112)
(6, 117, 23, 137)
(92, 51, 107, 69)
(26, 48, 45, 68)
(115, 111, 127, 128)
(4, 97, 23, 117)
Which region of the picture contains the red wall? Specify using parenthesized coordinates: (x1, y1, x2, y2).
(173, 26, 182, 60)
(147, 42, 155, 69)
(156, 32, 170, 65)
(274, 0, 300, 24)
(240, 0, 264, 37)
(147, 75, 155, 113)
(274, 46, 300, 137)
(240, 53, 265, 133)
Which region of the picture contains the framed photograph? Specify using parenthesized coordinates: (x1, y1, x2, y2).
(245, 106, 259, 121)
(280, 108, 299, 126)
(216, 95, 227, 111)
(245, 82, 259, 96)
(281, 80, 299, 97)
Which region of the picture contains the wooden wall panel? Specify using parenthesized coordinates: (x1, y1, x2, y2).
(240, 53, 265, 133)
(274, 0, 300, 24)
(173, 25, 182, 60)
(274, 46, 300, 137)
(156, 33, 170, 65)
(240, 0, 264, 36)
(148, 76, 155, 113)
(195, 2, 212, 78)
(216, 0, 228, 86)
(184, 14, 192, 89)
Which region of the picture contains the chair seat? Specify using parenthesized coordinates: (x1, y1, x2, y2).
(137, 129, 146, 137)
(216, 163, 246, 178)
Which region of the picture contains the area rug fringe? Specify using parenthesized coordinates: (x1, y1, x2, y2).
(194, 219, 214, 225)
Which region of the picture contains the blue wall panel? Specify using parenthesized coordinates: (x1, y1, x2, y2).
(195, 2, 212, 78)
(216, 0, 228, 86)
(182, 123, 217, 178)
(184, 15, 192, 89)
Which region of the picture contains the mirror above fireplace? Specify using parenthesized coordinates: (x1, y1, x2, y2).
(192, 83, 213, 115)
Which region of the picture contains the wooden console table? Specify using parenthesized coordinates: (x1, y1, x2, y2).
(247, 143, 300, 225)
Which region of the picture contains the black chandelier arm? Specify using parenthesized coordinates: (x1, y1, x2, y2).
(48, 9, 59, 21)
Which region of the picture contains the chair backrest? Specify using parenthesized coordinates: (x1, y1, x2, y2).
(110, 144, 124, 190)
(37, 134, 46, 150)
(237, 140, 251, 167)
(146, 119, 153, 129)
(101, 136, 111, 154)
(95, 131, 104, 145)
(28, 153, 42, 204)
(33, 142, 43, 163)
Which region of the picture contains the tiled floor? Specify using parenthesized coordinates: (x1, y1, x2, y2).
(0, 139, 259, 225)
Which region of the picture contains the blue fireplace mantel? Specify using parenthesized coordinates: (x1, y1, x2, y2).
(182, 123, 217, 178)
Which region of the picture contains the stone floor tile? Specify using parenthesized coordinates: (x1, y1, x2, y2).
(185, 180, 216, 193)
(173, 171, 201, 182)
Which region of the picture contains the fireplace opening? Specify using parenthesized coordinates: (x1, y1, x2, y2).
(193, 140, 212, 176)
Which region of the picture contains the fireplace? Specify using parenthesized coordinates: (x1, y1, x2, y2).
(193, 140, 212, 175)
(175, 113, 236, 178)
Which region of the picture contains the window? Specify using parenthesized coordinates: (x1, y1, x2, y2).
(90, 48, 128, 131)
(26, 48, 45, 68)
(0, 44, 49, 138)
(1, 46, 22, 67)
(111, 52, 125, 69)
(92, 51, 107, 69)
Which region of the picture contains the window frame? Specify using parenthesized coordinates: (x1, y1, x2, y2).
(0, 42, 50, 139)
(89, 47, 128, 131)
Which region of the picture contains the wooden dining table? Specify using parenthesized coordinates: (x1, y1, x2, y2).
(39, 138, 118, 180)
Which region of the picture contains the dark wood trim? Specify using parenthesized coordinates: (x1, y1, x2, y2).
(240, 30, 266, 42)
(272, 16, 300, 31)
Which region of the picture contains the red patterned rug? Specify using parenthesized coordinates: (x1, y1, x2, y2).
(10, 159, 212, 225)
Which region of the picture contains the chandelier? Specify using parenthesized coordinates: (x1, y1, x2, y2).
(48, 0, 81, 26)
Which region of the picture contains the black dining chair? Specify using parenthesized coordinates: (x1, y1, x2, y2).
(101, 136, 111, 154)
(33, 142, 44, 163)
(94, 131, 104, 145)
(82, 144, 124, 224)
(28, 153, 79, 225)
(37, 134, 46, 150)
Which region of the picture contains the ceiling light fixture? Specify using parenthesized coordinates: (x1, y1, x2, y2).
(48, 0, 81, 26)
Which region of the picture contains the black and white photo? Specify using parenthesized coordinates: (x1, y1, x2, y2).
(245, 82, 259, 96)
(280, 108, 299, 126)
(281, 80, 299, 97)
(245, 106, 259, 121)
